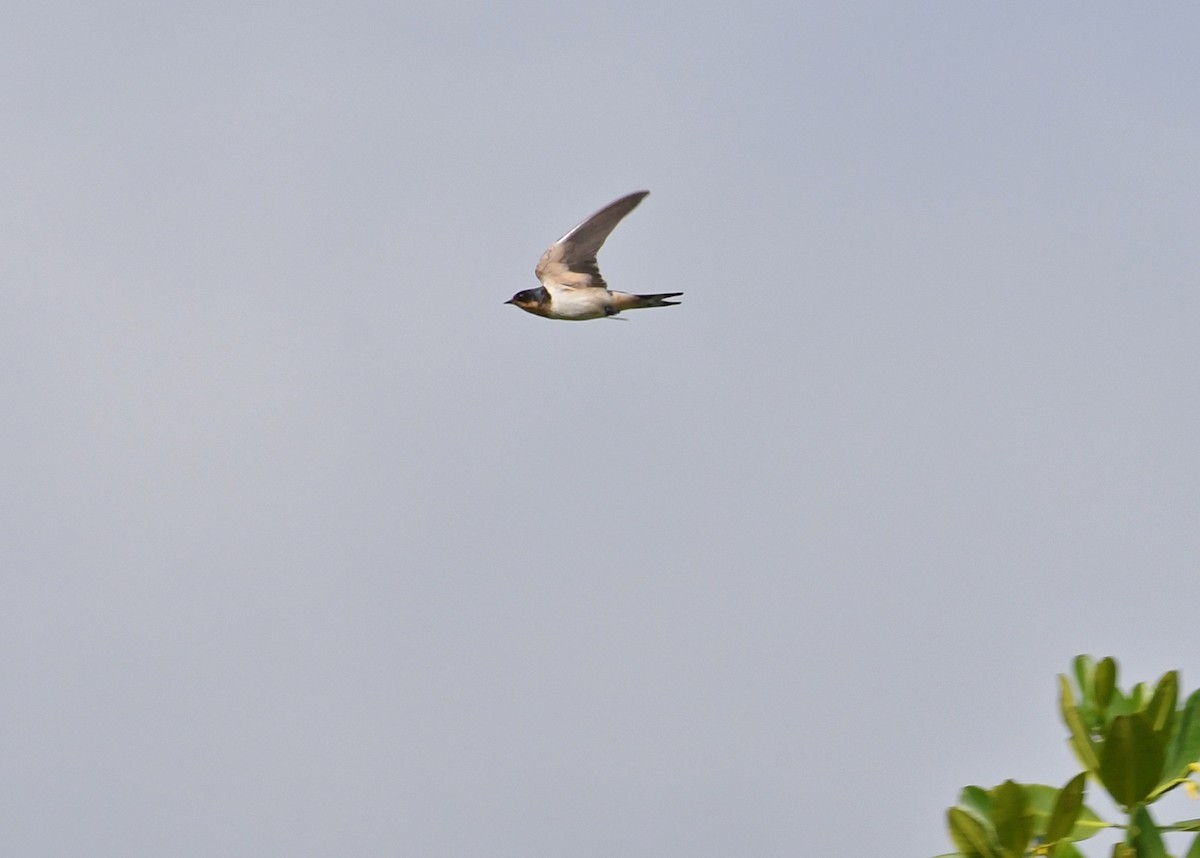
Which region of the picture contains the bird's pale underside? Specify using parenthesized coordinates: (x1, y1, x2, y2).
(504, 190, 683, 321)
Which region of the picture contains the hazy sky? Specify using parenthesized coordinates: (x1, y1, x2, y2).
(4, 3, 1199, 855)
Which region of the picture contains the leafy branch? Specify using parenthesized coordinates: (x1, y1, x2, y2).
(937, 656, 1200, 858)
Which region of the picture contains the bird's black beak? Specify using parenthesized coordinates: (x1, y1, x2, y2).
(503, 298, 515, 305)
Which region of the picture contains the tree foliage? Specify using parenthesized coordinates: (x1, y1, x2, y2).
(937, 656, 1200, 858)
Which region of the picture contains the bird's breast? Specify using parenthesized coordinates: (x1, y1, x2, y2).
(545, 286, 612, 320)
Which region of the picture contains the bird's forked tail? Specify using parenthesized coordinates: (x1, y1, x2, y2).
(613, 292, 684, 312)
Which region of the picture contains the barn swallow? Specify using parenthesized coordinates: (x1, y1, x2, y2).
(505, 190, 683, 320)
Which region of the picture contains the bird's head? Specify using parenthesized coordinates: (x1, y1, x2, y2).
(504, 287, 551, 317)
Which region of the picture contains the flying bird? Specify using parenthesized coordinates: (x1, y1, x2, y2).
(504, 190, 682, 320)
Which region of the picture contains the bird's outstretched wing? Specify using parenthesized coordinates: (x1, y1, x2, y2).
(535, 190, 649, 291)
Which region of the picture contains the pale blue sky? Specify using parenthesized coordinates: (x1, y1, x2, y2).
(4, 3, 1199, 855)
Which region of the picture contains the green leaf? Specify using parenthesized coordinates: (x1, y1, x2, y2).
(958, 785, 992, 822)
(1095, 657, 1117, 713)
(1129, 805, 1167, 858)
(948, 806, 999, 858)
(1071, 656, 1102, 731)
(1112, 844, 1136, 858)
(1145, 671, 1179, 737)
(1130, 682, 1148, 711)
(1107, 685, 1137, 718)
(1163, 689, 1200, 784)
(1074, 655, 1095, 701)
(990, 780, 1033, 858)
(1170, 818, 1200, 833)
(1055, 842, 1085, 858)
(1068, 807, 1109, 842)
(1061, 675, 1101, 773)
(1022, 783, 1109, 842)
(1186, 830, 1200, 858)
(1044, 773, 1086, 846)
(1099, 713, 1167, 808)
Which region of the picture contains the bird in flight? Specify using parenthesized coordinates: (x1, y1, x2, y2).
(504, 190, 682, 320)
